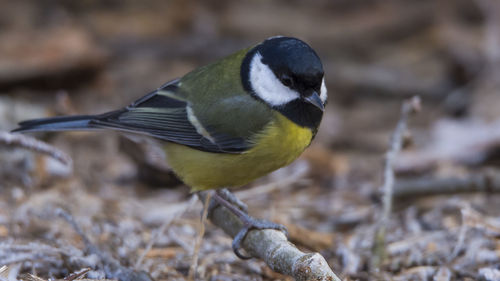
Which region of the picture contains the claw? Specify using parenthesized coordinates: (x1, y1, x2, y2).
(211, 190, 288, 259)
(232, 225, 253, 259)
(230, 218, 288, 259)
(279, 225, 289, 238)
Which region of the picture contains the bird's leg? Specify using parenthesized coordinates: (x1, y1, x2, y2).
(207, 188, 247, 216)
(211, 189, 288, 259)
(218, 188, 248, 212)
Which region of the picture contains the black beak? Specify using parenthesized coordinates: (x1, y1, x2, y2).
(304, 91, 324, 111)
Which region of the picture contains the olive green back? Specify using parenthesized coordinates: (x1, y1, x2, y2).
(176, 48, 273, 141)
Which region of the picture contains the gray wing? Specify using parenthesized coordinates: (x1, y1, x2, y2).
(91, 80, 250, 153)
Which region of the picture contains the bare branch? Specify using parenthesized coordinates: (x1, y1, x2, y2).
(197, 192, 342, 281)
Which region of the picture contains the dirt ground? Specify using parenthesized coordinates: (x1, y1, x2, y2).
(1, 0, 500, 280)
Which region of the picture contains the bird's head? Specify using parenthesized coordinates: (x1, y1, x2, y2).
(242, 36, 327, 129)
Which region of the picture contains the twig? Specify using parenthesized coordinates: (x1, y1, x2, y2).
(188, 193, 211, 281)
(448, 208, 469, 262)
(197, 192, 342, 281)
(0, 265, 7, 281)
(371, 96, 421, 269)
(56, 209, 153, 281)
(0, 131, 72, 168)
(63, 268, 91, 281)
(393, 170, 500, 198)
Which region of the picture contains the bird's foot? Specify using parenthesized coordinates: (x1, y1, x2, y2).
(232, 215, 288, 259)
(211, 190, 287, 259)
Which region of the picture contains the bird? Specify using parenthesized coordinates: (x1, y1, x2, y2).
(13, 36, 327, 258)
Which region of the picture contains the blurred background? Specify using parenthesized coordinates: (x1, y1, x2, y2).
(1, 0, 500, 280)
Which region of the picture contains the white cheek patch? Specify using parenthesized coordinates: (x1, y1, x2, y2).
(249, 53, 300, 107)
(320, 78, 328, 103)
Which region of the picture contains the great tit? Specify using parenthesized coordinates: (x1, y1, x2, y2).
(13, 36, 327, 258)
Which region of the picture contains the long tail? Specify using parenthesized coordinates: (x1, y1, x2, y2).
(12, 115, 97, 133)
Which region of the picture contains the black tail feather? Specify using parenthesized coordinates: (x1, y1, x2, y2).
(12, 115, 96, 133)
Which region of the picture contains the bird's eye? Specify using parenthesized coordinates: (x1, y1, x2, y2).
(280, 74, 293, 87)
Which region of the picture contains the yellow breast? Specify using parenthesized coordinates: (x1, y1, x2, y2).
(163, 113, 313, 191)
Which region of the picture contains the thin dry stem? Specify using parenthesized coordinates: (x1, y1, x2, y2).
(0, 131, 72, 168)
(0, 265, 7, 279)
(371, 96, 421, 269)
(188, 193, 211, 281)
(393, 170, 500, 198)
(63, 268, 91, 281)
